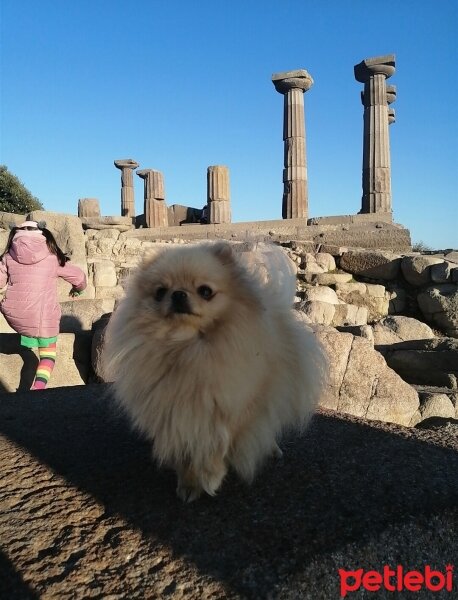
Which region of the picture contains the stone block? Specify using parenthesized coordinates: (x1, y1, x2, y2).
(0, 211, 25, 230)
(310, 272, 354, 286)
(80, 216, 134, 231)
(0, 332, 92, 392)
(339, 250, 401, 280)
(387, 286, 407, 314)
(417, 284, 458, 337)
(410, 393, 456, 426)
(60, 298, 115, 332)
(373, 316, 435, 346)
(95, 286, 125, 301)
(78, 198, 101, 218)
(365, 284, 386, 298)
(331, 303, 368, 327)
(297, 301, 335, 325)
(315, 253, 336, 271)
(302, 286, 340, 304)
(431, 261, 454, 283)
(315, 327, 419, 426)
(383, 337, 458, 388)
(401, 255, 444, 287)
(93, 261, 117, 287)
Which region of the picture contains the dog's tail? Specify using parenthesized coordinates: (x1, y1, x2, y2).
(236, 242, 297, 309)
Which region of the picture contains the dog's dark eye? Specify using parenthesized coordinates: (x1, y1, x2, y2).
(197, 285, 213, 300)
(155, 287, 168, 302)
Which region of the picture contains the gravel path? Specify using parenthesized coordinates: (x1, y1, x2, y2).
(1, 385, 457, 599)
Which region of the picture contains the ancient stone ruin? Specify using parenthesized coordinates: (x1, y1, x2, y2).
(114, 159, 139, 218)
(272, 69, 313, 220)
(354, 54, 396, 214)
(1, 55, 457, 428)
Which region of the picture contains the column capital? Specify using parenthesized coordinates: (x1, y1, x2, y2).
(114, 158, 139, 170)
(386, 85, 397, 104)
(136, 168, 158, 179)
(272, 69, 313, 94)
(354, 55, 395, 82)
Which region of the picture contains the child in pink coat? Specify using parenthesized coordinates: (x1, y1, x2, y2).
(0, 220, 87, 390)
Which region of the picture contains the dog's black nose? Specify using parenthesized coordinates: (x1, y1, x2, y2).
(171, 290, 191, 313)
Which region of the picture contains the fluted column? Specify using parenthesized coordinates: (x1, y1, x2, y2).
(207, 165, 231, 223)
(136, 169, 168, 227)
(114, 159, 139, 217)
(354, 55, 395, 214)
(272, 69, 313, 220)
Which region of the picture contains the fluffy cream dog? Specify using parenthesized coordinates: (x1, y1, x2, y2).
(102, 241, 328, 502)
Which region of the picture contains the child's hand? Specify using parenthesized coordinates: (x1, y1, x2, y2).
(69, 288, 83, 297)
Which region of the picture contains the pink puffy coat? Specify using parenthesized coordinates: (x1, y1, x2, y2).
(0, 231, 87, 337)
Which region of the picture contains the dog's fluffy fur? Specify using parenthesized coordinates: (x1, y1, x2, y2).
(102, 241, 328, 502)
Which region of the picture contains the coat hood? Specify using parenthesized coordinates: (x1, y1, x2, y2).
(9, 231, 50, 265)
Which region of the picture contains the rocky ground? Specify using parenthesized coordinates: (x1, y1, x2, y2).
(1, 385, 457, 599)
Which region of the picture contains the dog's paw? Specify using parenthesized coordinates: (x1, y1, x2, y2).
(176, 482, 203, 503)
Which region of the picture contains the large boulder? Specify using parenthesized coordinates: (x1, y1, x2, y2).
(410, 392, 456, 426)
(339, 250, 401, 280)
(382, 337, 458, 389)
(29, 211, 88, 301)
(0, 332, 92, 392)
(401, 255, 444, 287)
(373, 316, 435, 346)
(314, 327, 419, 426)
(417, 284, 458, 337)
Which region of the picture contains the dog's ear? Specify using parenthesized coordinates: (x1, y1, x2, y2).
(210, 241, 234, 264)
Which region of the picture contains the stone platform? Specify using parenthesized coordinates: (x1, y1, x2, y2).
(1, 386, 457, 598)
(125, 214, 412, 252)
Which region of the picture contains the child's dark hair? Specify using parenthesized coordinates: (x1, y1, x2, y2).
(41, 228, 69, 266)
(1, 227, 69, 266)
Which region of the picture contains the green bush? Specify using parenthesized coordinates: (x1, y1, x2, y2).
(0, 165, 43, 214)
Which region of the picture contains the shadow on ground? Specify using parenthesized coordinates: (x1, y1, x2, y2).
(1, 385, 457, 598)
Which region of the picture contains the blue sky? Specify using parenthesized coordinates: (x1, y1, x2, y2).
(1, 0, 457, 249)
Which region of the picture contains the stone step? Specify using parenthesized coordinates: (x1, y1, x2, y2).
(0, 332, 93, 393)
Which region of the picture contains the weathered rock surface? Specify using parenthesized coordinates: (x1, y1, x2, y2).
(339, 250, 401, 280)
(401, 255, 444, 286)
(382, 337, 458, 389)
(1, 386, 457, 599)
(60, 299, 115, 332)
(373, 315, 435, 346)
(315, 327, 419, 426)
(335, 282, 389, 321)
(0, 333, 92, 392)
(417, 284, 458, 337)
(410, 392, 456, 426)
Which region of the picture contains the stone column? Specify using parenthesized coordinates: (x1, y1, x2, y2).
(207, 165, 231, 223)
(78, 198, 100, 218)
(136, 169, 168, 228)
(354, 55, 395, 214)
(272, 69, 313, 220)
(114, 159, 139, 218)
